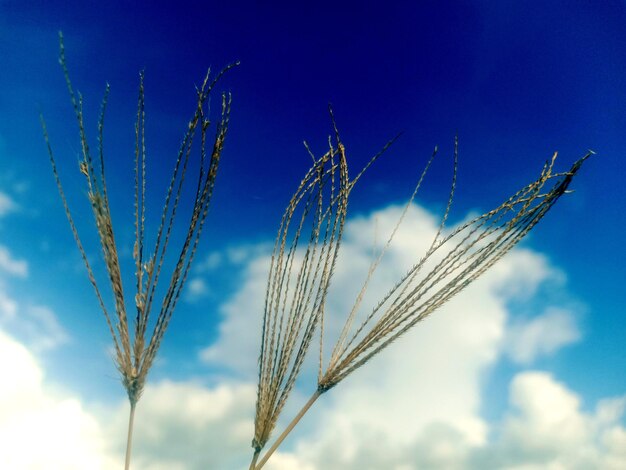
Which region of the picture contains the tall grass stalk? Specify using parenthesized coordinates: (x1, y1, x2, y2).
(41, 32, 237, 469)
(250, 111, 592, 469)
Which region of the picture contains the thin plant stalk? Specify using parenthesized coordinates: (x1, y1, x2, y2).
(125, 400, 137, 470)
(42, 32, 238, 468)
(253, 389, 321, 470)
(250, 113, 592, 469)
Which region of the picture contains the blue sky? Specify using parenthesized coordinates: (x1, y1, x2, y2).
(0, 1, 625, 469)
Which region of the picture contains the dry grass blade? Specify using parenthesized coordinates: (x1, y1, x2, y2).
(41, 32, 237, 470)
(251, 119, 592, 469)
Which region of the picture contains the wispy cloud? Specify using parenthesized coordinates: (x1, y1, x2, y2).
(0, 191, 17, 217)
(0, 245, 28, 277)
(198, 244, 272, 274)
(0, 283, 68, 352)
(0, 290, 18, 318)
(185, 277, 210, 302)
(199, 251, 223, 271)
(20, 305, 69, 351)
(505, 307, 582, 365)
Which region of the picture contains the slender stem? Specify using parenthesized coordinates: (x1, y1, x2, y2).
(249, 449, 260, 470)
(255, 389, 322, 470)
(125, 400, 137, 470)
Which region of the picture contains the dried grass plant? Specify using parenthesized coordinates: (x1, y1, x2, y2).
(40, 33, 237, 469)
(249, 111, 592, 469)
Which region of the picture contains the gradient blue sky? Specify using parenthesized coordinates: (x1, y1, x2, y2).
(0, 1, 625, 469)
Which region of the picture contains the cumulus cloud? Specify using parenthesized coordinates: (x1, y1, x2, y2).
(0, 330, 120, 470)
(201, 203, 558, 378)
(5, 202, 624, 469)
(468, 371, 626, 470)
(282, 374, 626, 470)
(199, 202, 609, 469)
(0, 328, 258, 469)
(106, 380, 256, 469)
(5, 320, 625, 470)
(503, 372, 588, 455)
(199, 253, 270, 376)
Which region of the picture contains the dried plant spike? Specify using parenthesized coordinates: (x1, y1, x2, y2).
(42, 32, 237, 470)
(251, 133, 351, 465)
(250, 120, 591, 469)
(319, 150, 592, 391)
(250, 119, 397, 469)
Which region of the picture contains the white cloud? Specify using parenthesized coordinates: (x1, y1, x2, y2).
(0, 191, 17, 217)
(199, 253, 270, 375)
(276, 372, 626, 470)
(0, 244, 27, 277)
(0, 328, 258, 470)
(0, 244, 67, 351)
(4, 202, 624, 469)
(474, 371, 626, 470)
(106, 380, 256, 469)
(482, 247, 562, 300)
(0, 285, 68, 352)
(504, 372, 588, 453)
(3, 326, 625, 470)
(0, 289, 18, 318)
(505, 307, 582, 365)
(200, 202, 604, 469)
(0, 330, 120, 470)
(201, 203, 559, 376)
(20, 305, 69, 351)
(194, 202, 625, 469)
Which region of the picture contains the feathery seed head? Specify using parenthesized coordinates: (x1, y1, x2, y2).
(250, 115, 591, 467)
(43, 32, 237, 405)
